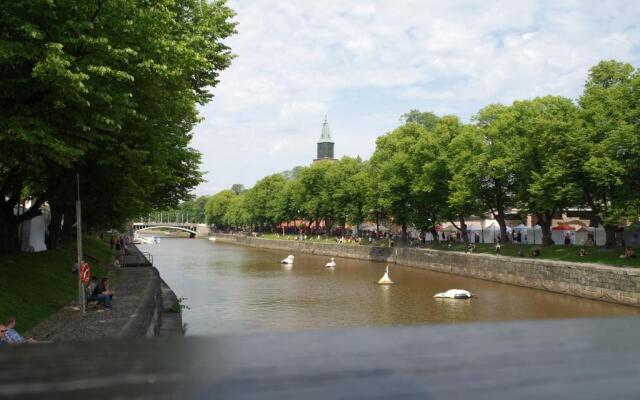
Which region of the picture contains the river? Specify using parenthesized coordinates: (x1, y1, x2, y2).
(140, 238, 639, 335)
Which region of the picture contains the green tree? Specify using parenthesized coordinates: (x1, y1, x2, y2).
(400, 110, 440, 130)
(295, 162, 334, 232)
(243, 173, 287, 231)
(205, 190, 237, 227)
(325, 157, 367, 230)
(0, 0, 236, 252)
(511, 96, 582, 245)
(369, 123, 426, 241)
(230, 184, 245, 195)
(223, 191, 250, 230)
(467, 104, 523, 242)
(577, 60, 640, 245)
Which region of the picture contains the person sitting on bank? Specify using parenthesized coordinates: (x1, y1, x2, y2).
(86, 276, 100, 305)
(620, 247, 636, 259)
(2, 316, 35, 344)
(531, 248, 541, 257)
(92, 277, 114, 309)
(578, 248, 588, 257)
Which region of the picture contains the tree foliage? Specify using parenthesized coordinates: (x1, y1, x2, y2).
(0, 0, 236, 252)
(206, 60, 640, 246)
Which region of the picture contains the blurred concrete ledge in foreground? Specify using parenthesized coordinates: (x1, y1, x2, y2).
(1, 317, 639, 399)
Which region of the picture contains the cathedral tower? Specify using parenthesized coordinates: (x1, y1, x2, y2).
(314, 116, 335, 163)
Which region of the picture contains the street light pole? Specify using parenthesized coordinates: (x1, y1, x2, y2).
(76, 174, 86, 317)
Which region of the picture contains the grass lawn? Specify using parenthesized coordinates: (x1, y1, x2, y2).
(261, 233, 362, 245)
(425, 242, 640, 268)
(0, 237, 111, 332)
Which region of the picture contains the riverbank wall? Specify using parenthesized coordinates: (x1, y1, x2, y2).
(118, 245, 183, 338)
(214, 234, 640, 307)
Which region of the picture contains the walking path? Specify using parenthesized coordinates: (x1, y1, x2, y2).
(27, 245, 182, 341)
(27, 267, 153, 341)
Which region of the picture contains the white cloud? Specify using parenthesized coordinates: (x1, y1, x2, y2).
(192, 0, 640, 195)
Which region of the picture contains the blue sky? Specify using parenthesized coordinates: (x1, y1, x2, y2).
(191, 0, 640, 196)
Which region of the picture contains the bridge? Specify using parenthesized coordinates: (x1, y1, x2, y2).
(131, 222, 210, 237)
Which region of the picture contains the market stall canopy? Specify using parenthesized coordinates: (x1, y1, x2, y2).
(552, 224, 576, 231)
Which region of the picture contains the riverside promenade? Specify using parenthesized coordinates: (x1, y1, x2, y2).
(27, 244, 182, 341)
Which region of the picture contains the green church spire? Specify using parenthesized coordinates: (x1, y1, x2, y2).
(315, 116, 335, 161)
(318, 116, 333, 143)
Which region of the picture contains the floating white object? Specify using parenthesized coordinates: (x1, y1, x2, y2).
(434, 289, 472, 299)
(281, 255, 295, 264)
(209, 237, 217, 242)
(325, 257, 336, 268)
(377, 266, 394, 285)
(140, 237, 155, 245)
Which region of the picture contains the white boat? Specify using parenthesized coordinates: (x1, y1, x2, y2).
(434, 289, 473, 299)
(281, 255, 294, 264)
(325, 257, 336, 268)
(376, 266, 394, 285)
(209, 237, 217, 242)
(139, 237, 155, 245)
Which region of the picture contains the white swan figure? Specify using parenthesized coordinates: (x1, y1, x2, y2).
(434, 289, 472, 299)
(281, 255, 295, 264)
(377, 266, 394, 285)
(325, 257, 336, 268)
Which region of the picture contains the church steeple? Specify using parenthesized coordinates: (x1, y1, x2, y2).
(315, 116, 335, 162)
(318, 116, 332, 143)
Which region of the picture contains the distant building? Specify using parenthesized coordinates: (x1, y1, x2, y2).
(313, 117, 336, 164)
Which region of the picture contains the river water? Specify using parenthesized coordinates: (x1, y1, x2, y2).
(140, 238, 639, 335)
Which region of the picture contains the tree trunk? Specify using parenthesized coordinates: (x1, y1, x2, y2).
(401, 223, 408, 243)
(493, 180, 508, 242)
(604, 224, 617, 247)
(458, 215, 469, 243)
(0, 211, 19, 254)
(47, 205, 63, 250)
(496, 211, 508, 243)
(429, 228, 439, 243)
(537, 211, 554, 246)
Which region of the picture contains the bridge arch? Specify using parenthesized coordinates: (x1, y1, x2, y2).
(134, 225, 197, 235)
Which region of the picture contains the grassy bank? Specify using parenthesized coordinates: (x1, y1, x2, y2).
(0, 237, 111, 332)
(249, 233, 639, 268)
(429, 243, 640, 268)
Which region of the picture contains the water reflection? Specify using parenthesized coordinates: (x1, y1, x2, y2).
(141, 239, 640, 335)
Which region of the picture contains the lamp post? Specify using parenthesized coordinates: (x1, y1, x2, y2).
(76, 174, 86, 317)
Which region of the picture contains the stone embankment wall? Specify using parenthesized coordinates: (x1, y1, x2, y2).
(214, 234, 640, 307)
(118, 248, 184, 338)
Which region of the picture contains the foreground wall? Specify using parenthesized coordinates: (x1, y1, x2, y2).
(215, 234, 640, 307)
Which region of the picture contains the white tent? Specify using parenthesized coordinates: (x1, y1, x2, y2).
(466, 225, 481, 243)
(514, 223, 528, 232)
(20, 215, 47, 252)
(480, 221, 501, 243)
(527, 224, 543, 245)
